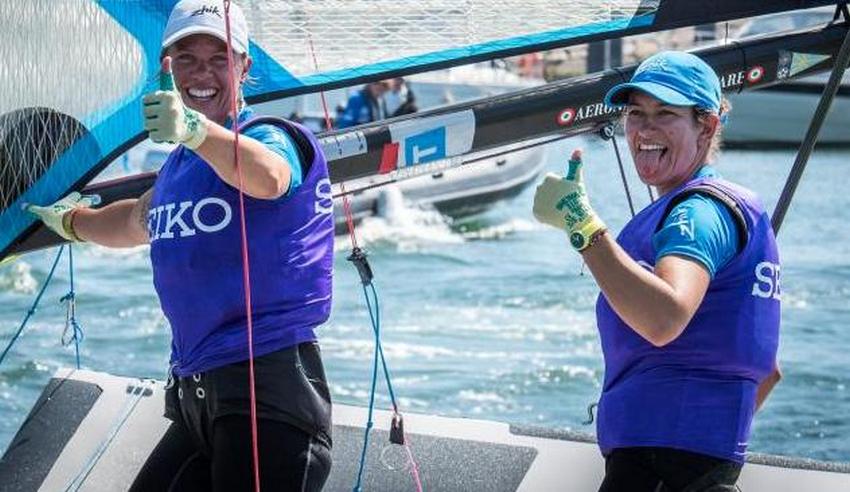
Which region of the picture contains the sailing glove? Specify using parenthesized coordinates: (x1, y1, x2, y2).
(26, 192, 98, 242)
(142, 59, 208, 150)
(533, 150, 607, 251)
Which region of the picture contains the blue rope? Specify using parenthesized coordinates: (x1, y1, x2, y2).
(367, 283, 399, 409)
(352, 283, 381, 492)
(352, 281, 403, 492)
(0, 246, 66, 366)
(60, 245, 84, 369)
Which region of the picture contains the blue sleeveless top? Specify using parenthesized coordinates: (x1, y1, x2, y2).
(595, 174, 780, 463)
(148, 117, 334, 377)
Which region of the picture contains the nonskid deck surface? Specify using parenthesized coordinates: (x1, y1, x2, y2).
(1, 370, 848, 491)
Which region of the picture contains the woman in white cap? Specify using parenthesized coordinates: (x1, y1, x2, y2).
(533, 51, 782, 491)
(28, 1, 334, 490)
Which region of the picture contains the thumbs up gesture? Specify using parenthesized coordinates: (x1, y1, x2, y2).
(532, 149, 607, 251)
(142, 57, 208, 149)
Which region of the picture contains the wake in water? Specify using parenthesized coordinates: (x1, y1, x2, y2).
(456, 217, 538, 240)
(334, 184, 544, 253)
(335, 186, 463, 252)
(0, 261, 36, 294)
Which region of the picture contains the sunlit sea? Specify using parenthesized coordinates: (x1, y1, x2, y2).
(1, 135, 849, 464)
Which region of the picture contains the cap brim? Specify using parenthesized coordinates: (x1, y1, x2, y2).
(162, 26, 247, 54)
(604, 81, 695, 108)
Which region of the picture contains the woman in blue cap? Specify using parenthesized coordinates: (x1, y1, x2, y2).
(28, 1, 334, 490)
(533, 51, 782, 491)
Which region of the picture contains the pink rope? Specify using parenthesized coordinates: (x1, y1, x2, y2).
(223, 2, 261, 490)
(404, 440, 424, 492)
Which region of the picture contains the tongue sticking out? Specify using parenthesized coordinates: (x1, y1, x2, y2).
(634, 147, 667, 181)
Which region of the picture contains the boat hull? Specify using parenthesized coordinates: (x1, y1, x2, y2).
(333, 142, 546, 233)
(2, 370, 849, 491)
(724, 80, 850, 147)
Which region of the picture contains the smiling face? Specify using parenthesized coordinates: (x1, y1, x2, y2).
(165, 34, 251, 126)
(624, 91, 718, 195)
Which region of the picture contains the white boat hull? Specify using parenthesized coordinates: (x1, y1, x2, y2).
(724, 79, 850, 147)
(332, 142, 547, 232)
(2, 370, 849, 491)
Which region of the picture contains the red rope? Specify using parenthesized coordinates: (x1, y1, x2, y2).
(307, 35, 360, 251)
(223, 2, 261, 490)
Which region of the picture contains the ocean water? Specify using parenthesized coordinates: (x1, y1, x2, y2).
(1, 135, 849, 465)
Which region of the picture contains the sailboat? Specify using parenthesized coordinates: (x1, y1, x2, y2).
(2, 1, 850, 490)
(723, 7, 850, 146)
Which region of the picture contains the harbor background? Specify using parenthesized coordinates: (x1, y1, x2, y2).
(1, 133, 848, 463)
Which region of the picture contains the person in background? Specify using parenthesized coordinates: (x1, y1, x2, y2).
(384, 77, 418, 117)
(27, 1, 334, 490)
(336, 80, 389, 128)
(533, 51, 781, 491)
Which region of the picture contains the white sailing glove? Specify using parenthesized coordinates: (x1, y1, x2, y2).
(26, 192, 98, 242)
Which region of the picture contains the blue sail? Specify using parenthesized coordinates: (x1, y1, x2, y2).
(0, 0, 839, 260)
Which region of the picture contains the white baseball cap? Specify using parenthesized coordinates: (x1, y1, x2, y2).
(162, 0, 249, 55)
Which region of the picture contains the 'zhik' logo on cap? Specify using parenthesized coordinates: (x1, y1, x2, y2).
(192, 5, 222, 18)
(635, 57, 670, 75)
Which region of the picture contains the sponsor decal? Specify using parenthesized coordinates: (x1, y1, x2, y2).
(389, 110, 475, 167)
(148, 197, 232, 241)
(404, 126, 447, 165)
(751, 261, 781, 300)
(720, 70, 746, 90)
(667, 208, 695, 240)
(378, 142, 400, 174)
(192, 5, 222, 18)
(635, 56, 670, 75)
(788, 52, 831, 78)
(392, 156, 461, 180)
(314, 178, 333, 215)
(746, 65, 764, 84)
(777, 51, 792, 80)
(721, 67, 765, 89)
(557, 103, 619, 127)
(557, 108, 576, 126)
(778, 51, 830, 80)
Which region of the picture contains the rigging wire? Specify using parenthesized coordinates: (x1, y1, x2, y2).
(331, 132, 576, 200)
(0, 246, 65, 366)
(599, 123, 636, 217)
(222, 1, 261, 489)
(772, 7, 850, 234)
(306, 32, 422, 492)
(578, 121, 639, 277)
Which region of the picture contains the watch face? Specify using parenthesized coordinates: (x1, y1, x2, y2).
(570, 231, 586, 250)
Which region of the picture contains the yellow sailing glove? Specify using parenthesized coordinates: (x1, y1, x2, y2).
(26, 192, 99, 242)
(142, 57, 208, 150)
(532, 149, 607, 251)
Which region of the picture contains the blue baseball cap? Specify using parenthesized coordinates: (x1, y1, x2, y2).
(604, 51, 721, 112)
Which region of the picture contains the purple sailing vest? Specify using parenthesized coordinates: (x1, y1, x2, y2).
(595, 175, 780, 463)
(148, 118, 334, 377)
